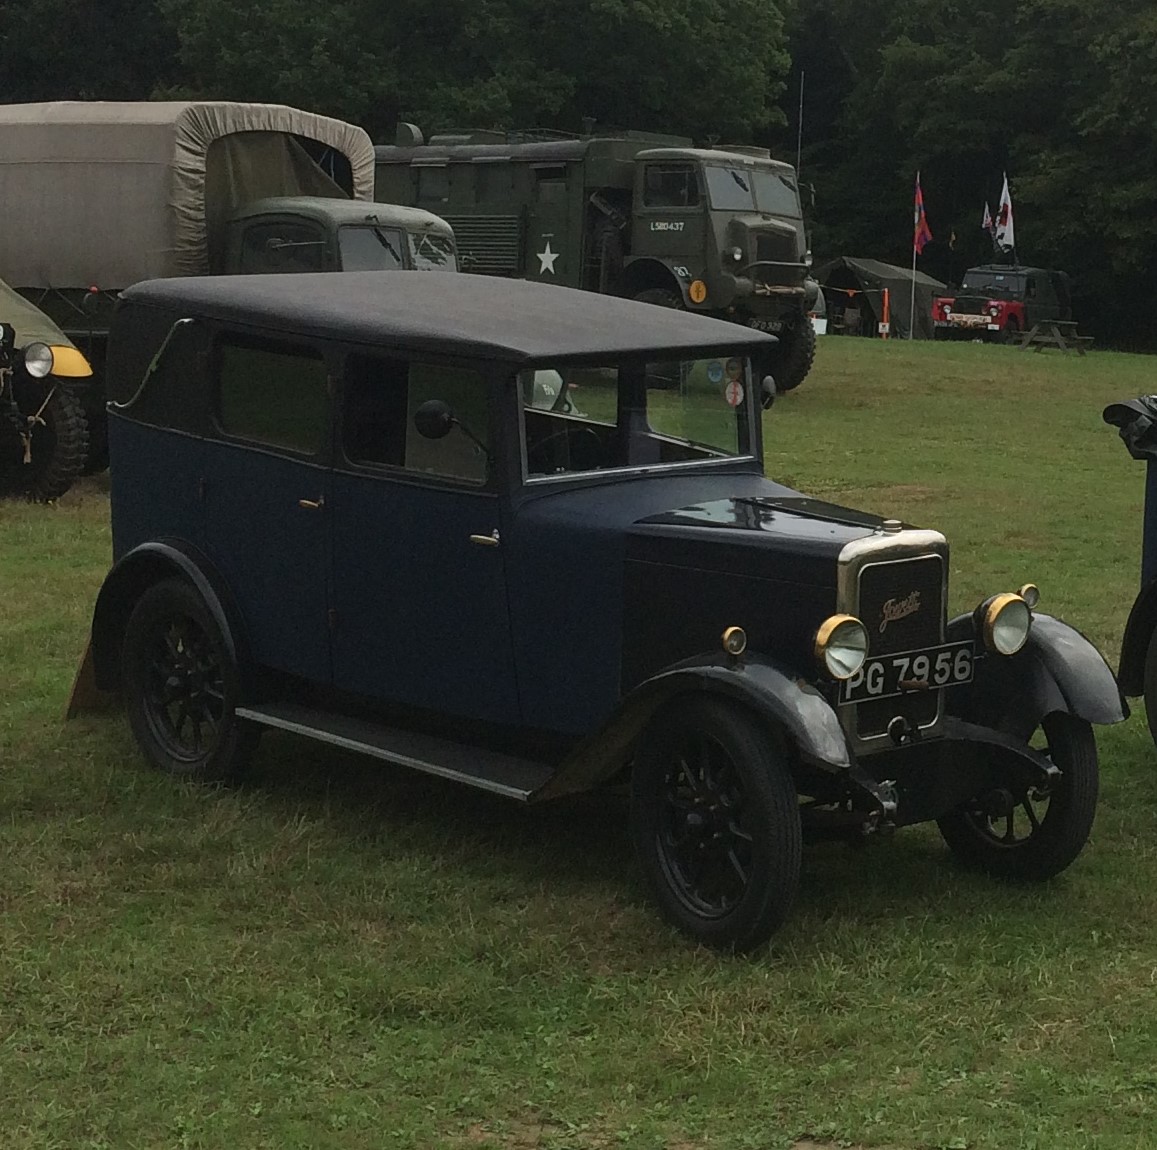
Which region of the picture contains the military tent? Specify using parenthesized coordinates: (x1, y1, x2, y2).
(815, 257, 946, 341)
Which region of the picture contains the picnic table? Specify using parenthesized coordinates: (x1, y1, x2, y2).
(1017, 319, 1093, 355)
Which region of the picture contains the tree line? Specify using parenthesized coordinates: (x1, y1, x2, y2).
(2, 0, 1152, 345)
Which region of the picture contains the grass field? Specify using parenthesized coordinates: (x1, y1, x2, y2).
(4, 337, 1157, 1149)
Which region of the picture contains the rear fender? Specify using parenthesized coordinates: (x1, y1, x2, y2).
(88, 540, 246, 693)
(534, 652, 849, 801)
(946, 611, 1126, 734)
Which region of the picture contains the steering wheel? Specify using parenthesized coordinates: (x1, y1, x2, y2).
(527, 425, 603, 473)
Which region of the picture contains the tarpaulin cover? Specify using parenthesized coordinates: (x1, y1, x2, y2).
(815, 256, 946, 340)
(0, 101, 374, 289)
(1104, 397, 1157, 461)
(0, 277, 75, 349)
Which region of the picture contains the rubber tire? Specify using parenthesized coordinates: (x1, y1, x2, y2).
(936, 712, 1098, 881)
(1141, 628, 1157, 749)
(631, 697, 802, 951)
(2, 381, 89, 502)
(999, 316, 1021, 346)
(122, 578, 258, 782)
(633, 287, 684, 310)
(768, 314, 817, 393)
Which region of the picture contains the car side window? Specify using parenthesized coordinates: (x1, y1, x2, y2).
(239, 222, 327, 273)
(342, 354, 489, 484)
(643, 163, 701, 208)
(216, 337, 328, 455)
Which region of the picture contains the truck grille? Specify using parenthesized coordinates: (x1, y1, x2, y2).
(836, 533, 949, 750)
(754, 232, 797, 287)
(442, 214, 522, 275)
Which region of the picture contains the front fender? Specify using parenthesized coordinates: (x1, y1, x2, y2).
(947, 611, 1127, 733)
(534, 651, 850, 801)
(89, 539, 246, 692)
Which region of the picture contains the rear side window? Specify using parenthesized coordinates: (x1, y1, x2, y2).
(644, 164, 701, 208)
(217, 337, 329, 455)
(343, 354, 489, 484)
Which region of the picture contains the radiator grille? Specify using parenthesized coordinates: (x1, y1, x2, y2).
(442, 215, 522, 275)
(854, 554, 945, 740)
(754, 232, 797, 287)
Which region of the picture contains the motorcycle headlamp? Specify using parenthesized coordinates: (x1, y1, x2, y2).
(814, 614, 869, 680)
(22, 342, 54, 379)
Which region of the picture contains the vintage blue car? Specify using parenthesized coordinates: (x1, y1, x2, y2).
(75, 272, 1125, 950)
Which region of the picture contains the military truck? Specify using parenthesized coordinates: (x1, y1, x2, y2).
(0, 101, 457, 469)
(374, 126, 819, 392)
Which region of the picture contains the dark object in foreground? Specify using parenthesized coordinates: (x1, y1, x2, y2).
(1104, 397, 1157, 744)
(73, 272, 1125, 950)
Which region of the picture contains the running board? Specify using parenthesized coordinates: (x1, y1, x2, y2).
(235, 702, 554, 802)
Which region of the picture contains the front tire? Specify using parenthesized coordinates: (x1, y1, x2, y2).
(0, 380, 88, 501)
(768, 314, 817, 392)
(122, 578, 258, 782)
(631, 697, 802, 951)
(937, 712, 1098, 880)
(633, 286, 683, 310)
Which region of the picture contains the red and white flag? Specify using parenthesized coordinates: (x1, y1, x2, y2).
(994, 173, 1015, 252)
(982, 201, 995, 237)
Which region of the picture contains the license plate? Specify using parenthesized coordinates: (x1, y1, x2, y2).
(840, 640, 974, 704)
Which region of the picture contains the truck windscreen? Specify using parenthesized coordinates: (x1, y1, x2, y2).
(339, 226, 406, 271)
(705, 166, 801, 217)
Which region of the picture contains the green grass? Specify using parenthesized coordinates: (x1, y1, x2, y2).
(3, 338, 1157, 1149)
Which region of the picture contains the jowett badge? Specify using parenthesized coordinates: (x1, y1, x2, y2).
(879, 591, 921, 634)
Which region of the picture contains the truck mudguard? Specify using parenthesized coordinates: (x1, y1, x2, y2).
(90, 540, 245, 692)
(947, 611, 1127, 731)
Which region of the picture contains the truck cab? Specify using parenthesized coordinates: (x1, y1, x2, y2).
(225, 198, 458, 275)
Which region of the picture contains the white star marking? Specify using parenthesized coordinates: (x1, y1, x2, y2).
(537, 240, 559, 275)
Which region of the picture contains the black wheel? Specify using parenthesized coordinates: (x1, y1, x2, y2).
(631, 697, 802, 951)
(936, 712, 1098, 880)
(767, 314, 816, 393)
(1141, 629, 1157, 748)
(633, 287, 684, 310)
(122, 579, 258, 781)
(999, 316, 1021, 345)
(0, 380, 88, 501)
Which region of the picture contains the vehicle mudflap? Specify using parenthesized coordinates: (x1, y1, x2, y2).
(1117, 577, 1157, 697)
(533, 652, 850, 801)
(76, 539, 246, 707)
(946, 611, 1127, 732)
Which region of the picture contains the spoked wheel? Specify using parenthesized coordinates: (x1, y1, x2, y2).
(937, 712, 1098, 880)
(122, 579, 258, 781)
(631, 697, 801, 951)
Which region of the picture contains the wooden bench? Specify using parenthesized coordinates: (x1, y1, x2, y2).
(1017, 319, 1092, 355)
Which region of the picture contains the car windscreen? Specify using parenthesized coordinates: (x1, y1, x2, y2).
(960, 271, 1025, 296)
(338, 225, 406, 271)
(520, 354, 755, 479)
(751, 170, 801, 217)
(409, 230, 458, 271)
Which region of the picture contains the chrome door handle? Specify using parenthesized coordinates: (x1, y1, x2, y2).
(469, 530, 500, 547)
(298, 496, 325, 510)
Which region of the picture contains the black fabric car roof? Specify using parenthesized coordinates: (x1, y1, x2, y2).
(121, 272, 779, 364)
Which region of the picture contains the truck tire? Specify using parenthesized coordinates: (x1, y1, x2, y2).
(633, 287, 683, 310)
(1, 381, 89, 502)
(768, 315, 816, 393)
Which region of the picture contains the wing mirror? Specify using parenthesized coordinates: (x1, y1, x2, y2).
(413, 399, 455, 439)
(761, 374, 777, 410)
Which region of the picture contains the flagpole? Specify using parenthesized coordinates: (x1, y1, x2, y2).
(910, 170, 918, 340)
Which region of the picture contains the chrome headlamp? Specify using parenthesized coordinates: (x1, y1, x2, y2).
(22, 342, 55, 378)
(814, 614, 869, 680)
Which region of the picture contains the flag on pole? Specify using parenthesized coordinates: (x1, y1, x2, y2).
(994, 173, 1015, 252)
(914, 172, 933, 254)
(982, 201, 995, 238)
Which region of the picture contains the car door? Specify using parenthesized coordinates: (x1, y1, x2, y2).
(201, 330, 333, 683)
(328, 350, 521, 725)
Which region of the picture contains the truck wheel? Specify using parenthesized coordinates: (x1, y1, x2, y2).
(768, 315, 817, 392)
(122, 578, 258, 782)
(633, 287, 684, 310)
(999, 316, 1021, 345)
(936, 712, 1098, 881)
(1, 380, 89, 502)
(631, 697, 801, 951)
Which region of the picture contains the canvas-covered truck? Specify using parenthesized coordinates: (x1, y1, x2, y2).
(0, 101, 457, 469)
(374, 126, 819, 392)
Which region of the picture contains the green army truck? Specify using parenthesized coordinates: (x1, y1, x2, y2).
(374, 125, 819, 391)
(0, 102, 457, 470)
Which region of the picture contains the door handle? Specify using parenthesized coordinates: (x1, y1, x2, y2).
(298, 496, 325, 510)
(469, 529, 500, 547)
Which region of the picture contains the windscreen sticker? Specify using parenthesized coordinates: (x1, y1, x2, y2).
(726, 358, 743, 379)
(724, 380, 745, 407)
(707, 360, 725, 385)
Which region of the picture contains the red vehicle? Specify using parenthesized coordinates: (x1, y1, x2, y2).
(933, 265, 1071, 342)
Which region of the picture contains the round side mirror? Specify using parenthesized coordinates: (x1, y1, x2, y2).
(414, 399, 455, 439)
(761, 374, 777, 410)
